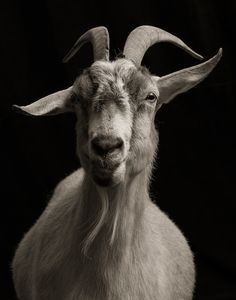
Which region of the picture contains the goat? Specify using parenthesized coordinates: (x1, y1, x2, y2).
(12, 26, 222, 300)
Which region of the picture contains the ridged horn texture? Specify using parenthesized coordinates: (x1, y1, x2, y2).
(63, 26, 110, 63)
(123, 25, 203, 66)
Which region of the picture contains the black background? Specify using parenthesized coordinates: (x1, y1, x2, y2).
(1, 0, 235, 299)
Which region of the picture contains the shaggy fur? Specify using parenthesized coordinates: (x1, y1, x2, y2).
(12, 50, 221, 299)
(12, 170, 195, 300)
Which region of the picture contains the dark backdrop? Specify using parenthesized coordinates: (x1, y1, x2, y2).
(1, 0, 235, 299)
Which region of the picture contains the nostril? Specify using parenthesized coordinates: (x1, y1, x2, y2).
(91, 137, 124, 156)
(92, 139, 106, 156)
(114, 139, 123, 150)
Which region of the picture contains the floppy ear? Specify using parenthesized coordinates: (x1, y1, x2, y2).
(13, 86, 74, 116)
(156, 48, 222, 104)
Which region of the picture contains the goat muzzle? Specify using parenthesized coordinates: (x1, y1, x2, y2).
(91, 136, 124, 158)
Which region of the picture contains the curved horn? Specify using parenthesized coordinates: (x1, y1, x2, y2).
(123, 25, 203, 66)
(63, 26, 110, 63)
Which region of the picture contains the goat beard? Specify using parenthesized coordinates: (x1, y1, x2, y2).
(81, 182, 127, 256)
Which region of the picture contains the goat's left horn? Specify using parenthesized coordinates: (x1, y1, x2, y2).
(63, 26, 110, 63)
(123, 25, 203, 66)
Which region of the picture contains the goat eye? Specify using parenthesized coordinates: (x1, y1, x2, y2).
(145, 92, 157, 102)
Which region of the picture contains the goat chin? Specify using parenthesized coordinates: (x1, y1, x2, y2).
(91, 161, 126, 187)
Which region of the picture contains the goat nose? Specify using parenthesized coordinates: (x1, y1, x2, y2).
(91, 136, 124, 156)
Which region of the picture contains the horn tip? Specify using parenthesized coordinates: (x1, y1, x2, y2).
(12, 104, 21, 111)
(62, 53, 71, 63)
(214, 47, 223, 63)
(194, 52, 204, 61)
(211, 47, 223, 62)
(12, 104, 34, 116)
(199, 54, 204, 61)
(62, 57, 68, 63)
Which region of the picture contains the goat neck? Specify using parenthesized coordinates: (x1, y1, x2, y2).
(80, 165, 151, 257)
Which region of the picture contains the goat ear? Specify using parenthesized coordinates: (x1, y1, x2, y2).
(13, 87, 74, 116)
(156, 48, 222, 104)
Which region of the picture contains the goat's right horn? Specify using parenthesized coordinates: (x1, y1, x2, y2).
(63, 26, 110, 63)
(123, 25, 203, 66)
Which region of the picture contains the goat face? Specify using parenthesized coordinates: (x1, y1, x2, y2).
(13, 26, 222, 188)
(74, 59, 159, 187)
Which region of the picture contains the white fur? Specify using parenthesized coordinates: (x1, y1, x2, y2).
(12, 164, 195, 300)
(12, 59, 196, 300)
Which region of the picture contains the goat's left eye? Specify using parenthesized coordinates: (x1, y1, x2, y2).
(145, 92, 157, 102)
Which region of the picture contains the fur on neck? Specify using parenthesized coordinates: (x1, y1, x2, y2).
(81, 166, 151, 256)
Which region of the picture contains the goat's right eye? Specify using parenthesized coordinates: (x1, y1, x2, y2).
(145, 92, 157, 103)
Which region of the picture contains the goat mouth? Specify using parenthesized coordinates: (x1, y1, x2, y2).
(91, 161, 120, 179)
(83, 152, 126, 186)
(90, 160, 126, 187)
(85, 149, 125, 170)
(92, 158, 121, 171)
